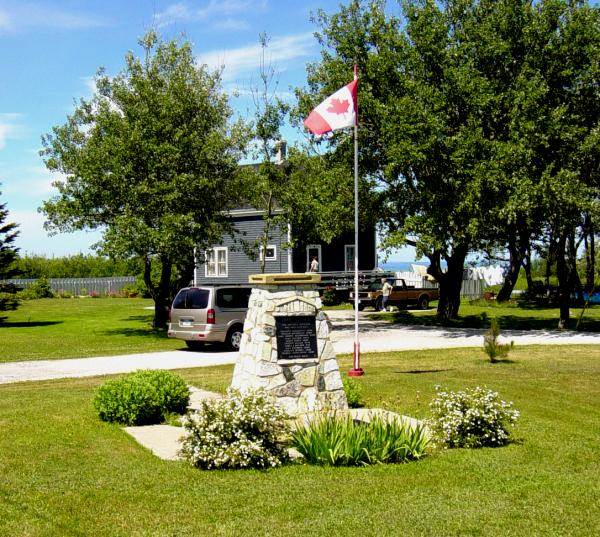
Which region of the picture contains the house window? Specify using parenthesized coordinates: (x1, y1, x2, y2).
(259, 244, 277, 262)
(205, 247, 228, 277)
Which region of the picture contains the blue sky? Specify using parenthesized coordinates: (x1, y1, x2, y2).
(0, 0, 413, 261)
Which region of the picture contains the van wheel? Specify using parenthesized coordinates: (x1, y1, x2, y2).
(352, 303, 365, 311)
(226, 325, 244, 351)
(418, 295, 430, 310)
(185, 341, 204, 351)
(374, 297, 383, 311)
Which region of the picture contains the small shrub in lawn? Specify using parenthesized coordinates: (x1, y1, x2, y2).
(342, 377, 365, 408)
(427, 386, 519, 448)
(483, 318, 514, 363)
(321, 286, 339, 306)
(180, 388, 289, 470)
(292, 414, 428, 466)
(120, 284, 140, 298)
(93, 370, 190, 425)
(18, 276, 55, 299)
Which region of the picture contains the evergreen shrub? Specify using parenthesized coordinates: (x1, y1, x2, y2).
(93, 370, 190, 425)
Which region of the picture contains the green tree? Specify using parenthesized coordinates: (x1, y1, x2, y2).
(40, 32, 248, 327)
(243, 33, 291, 273)
(299, 0, 499, 320)
(528, 0, 600, 328)
(245, 34, 368, 272)
(0, 188, 20, 319)
(299, 0, 600, 326)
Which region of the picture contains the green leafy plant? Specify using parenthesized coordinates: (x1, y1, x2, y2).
(93, 370, 190, 425)
(292, 414, 428, 466)
(21, 276, 55, 299)
(181, 388, 289, 470)
(484, 318, 514, 363)
(120, 283, 140, 298)
(427, 386, 519, 448)
(321, 286, 339, 306)
(342, 377, 365, 408)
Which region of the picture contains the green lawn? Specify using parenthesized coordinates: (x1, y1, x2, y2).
(371, 299, 600, 331)
(0, 298, 182, 362)
(1, 346, 598, 536)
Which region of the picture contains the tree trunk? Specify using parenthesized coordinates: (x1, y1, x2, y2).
(556, 232, 570, 330)
(584, 217, 595, 290)
(428, 245, 468, 323)
(544, 235, 555, 290)
(175, 256, 195, 293)
(143, 254, 173, 329)
(153, 257, 172, 329)
(496, 239, 523, 302)
(523, 246, 534, 292)
(568, 231, 583, 303)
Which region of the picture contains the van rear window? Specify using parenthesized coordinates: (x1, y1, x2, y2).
(172, 288, 209, 309)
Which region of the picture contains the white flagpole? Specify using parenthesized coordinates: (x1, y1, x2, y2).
(349, 64, 364, 377)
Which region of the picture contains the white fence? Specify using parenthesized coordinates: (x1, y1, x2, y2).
(3, 277, 136, 295)
(394, 271, 486, 299)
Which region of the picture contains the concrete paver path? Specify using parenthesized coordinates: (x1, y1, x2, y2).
(1, 312, 599, 385)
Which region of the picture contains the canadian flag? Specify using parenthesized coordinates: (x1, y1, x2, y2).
(304, 77, 358, 135)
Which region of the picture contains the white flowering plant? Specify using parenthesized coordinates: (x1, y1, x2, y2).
(427, 386, 520, 448)
(180, 388, 290, 470)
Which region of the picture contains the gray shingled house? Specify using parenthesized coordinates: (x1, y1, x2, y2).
(194, 207, 377, 285)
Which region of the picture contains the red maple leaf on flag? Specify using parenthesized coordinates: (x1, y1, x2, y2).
(327, 98, 350, 115)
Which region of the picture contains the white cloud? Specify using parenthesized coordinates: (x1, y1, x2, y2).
(0, 3, 107, 34)
(0, 113, 24, 150)
(155, 0, 265, 28)
(198, 33, 314, 81)
(0, 10, 10, 30)
(213, 18, 250, 31)
(2, 165, 64, 197)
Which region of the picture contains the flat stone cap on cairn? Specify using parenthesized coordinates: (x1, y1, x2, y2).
(248, 273, 321, 285)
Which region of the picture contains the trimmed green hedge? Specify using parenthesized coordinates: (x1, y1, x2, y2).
(93, 370, 190, 425)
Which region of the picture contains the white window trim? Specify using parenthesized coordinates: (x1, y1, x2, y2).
(259, 244, 277, 262)
(205, 247, 228, 278)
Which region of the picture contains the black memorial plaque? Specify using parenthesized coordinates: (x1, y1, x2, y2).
(275, 315, 318, 361)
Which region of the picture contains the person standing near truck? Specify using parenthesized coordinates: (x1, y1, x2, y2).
(381, 278, 393, 311)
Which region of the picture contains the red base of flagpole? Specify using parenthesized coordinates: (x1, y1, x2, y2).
(348, 342, 364, 376)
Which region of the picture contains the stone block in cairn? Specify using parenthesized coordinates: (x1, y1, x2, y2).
(231, 273, 348, 416)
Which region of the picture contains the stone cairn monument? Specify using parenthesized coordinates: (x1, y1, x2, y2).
(231, 273, 348, 416)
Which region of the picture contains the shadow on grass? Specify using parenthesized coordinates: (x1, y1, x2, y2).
(395, 368, 453, 374)
(370, 310, 600, 332)
(121, 315, 154, 322)
(0, 320, 64, 328)
(102, 327, 168, 339)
